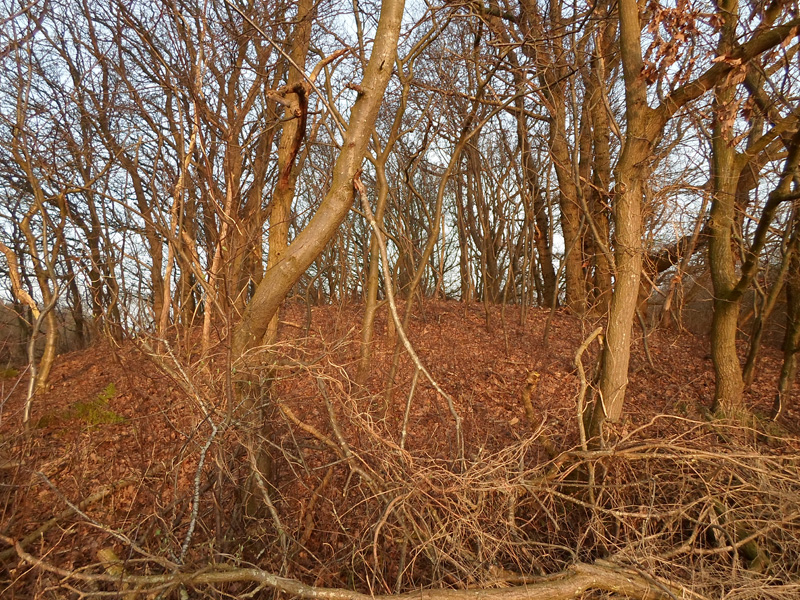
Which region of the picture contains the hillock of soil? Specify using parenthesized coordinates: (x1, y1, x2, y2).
(1, 301, 799, 599)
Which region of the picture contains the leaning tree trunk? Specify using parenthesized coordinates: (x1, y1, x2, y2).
(232, 0, 406, 359)
(742, 221, 795, 386)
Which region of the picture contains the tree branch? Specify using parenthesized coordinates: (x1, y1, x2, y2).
(0, 536, 690, 600)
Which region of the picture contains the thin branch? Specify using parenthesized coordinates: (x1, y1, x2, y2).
(355, 171, 464, 466)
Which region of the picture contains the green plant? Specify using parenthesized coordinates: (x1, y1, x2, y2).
(0, 367, 19, 379)
(72, 384, 125, 425)
(37, 383, 126, 428)
(97, 383, 116, 403)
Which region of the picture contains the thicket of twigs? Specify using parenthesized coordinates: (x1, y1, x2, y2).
(2, 336, 800, 600)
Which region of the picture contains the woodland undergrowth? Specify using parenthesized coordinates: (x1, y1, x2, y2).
(2, 333, 800, 600)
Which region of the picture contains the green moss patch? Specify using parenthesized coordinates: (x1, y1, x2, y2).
(37, 383, 126, 428)
(0, 367, 19, 379)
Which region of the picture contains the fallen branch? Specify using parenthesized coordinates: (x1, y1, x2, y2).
(0, 537, 694, 600)
(0, 479, 133, 563)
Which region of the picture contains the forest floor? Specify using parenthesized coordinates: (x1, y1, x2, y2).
(1, 300, 799, 598)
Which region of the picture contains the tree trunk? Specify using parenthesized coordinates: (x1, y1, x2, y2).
(550, 118, 586, 314)
(586, 53, 614, 314)
(774, 235, 800, 418)
(456, 178, 474, 302)
(707, 0, 747, 414)
(742, 220, 794, 386)
(264, 0, 315, 345)
(592, 0, 650, 430)
(515, 98, 557, 307)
